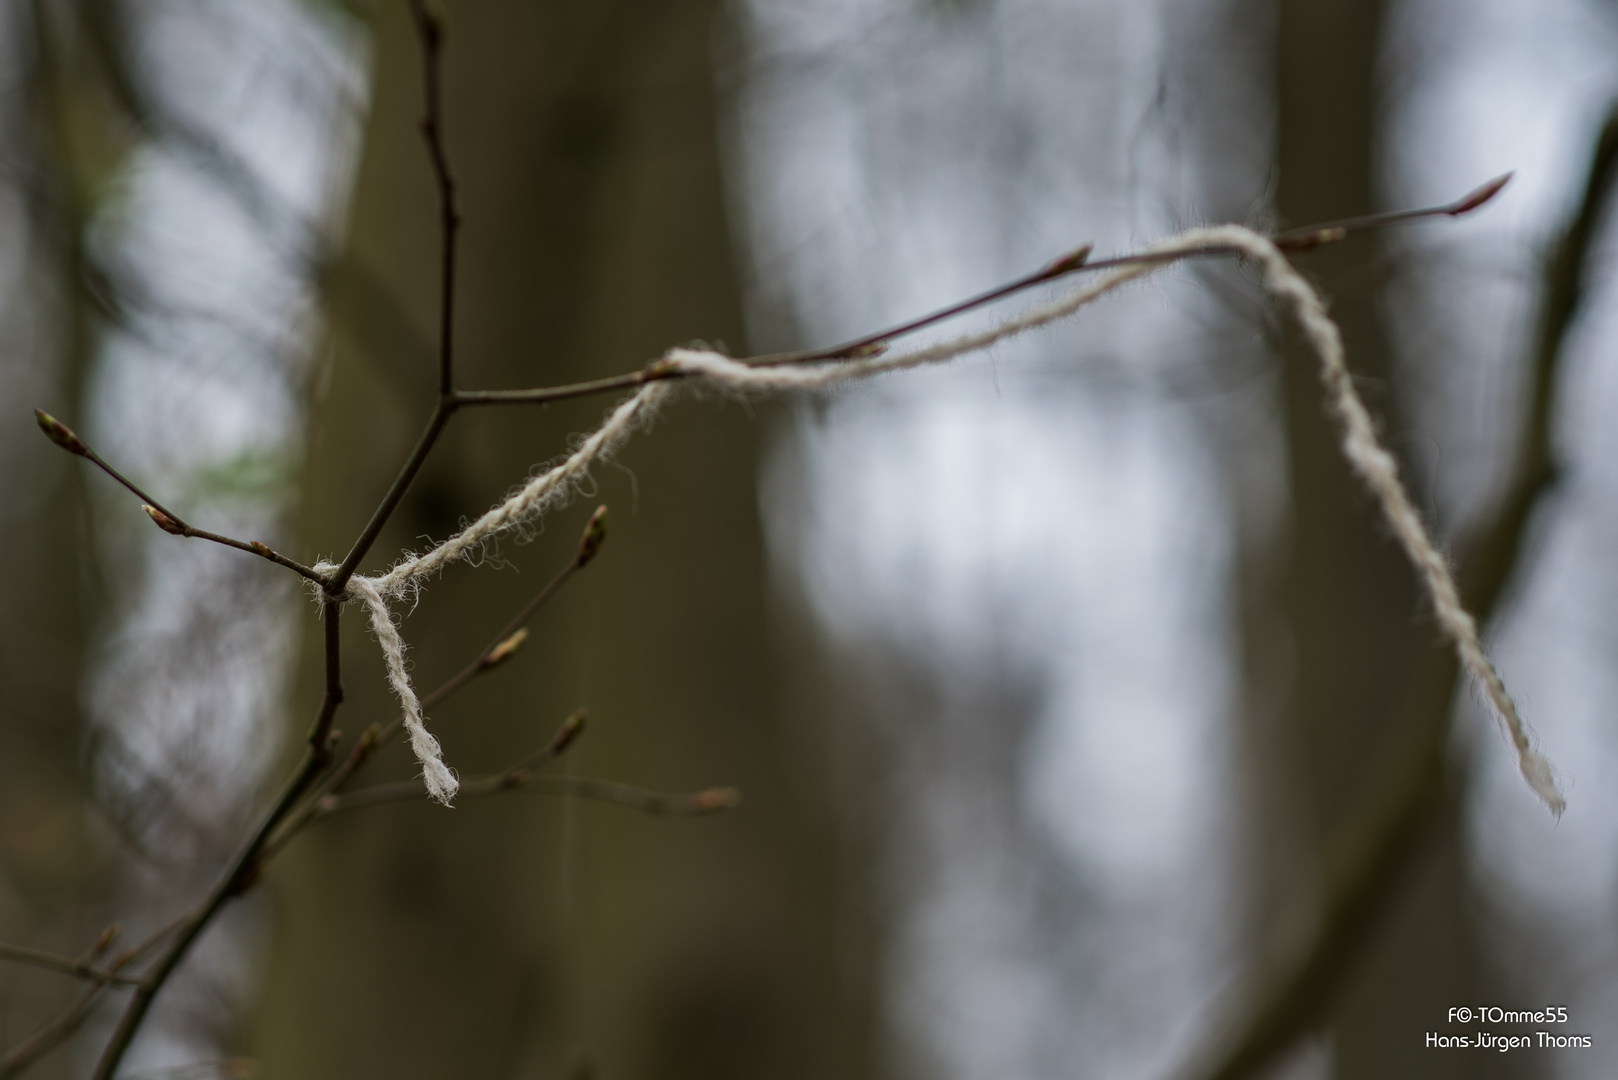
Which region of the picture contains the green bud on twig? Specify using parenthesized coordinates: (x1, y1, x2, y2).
(34, 410, 88, 456)
(577, 505, 608, 566)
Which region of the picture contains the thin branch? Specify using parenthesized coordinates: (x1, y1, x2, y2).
(29, 410, 326, 585)
(453, 175, 1512, 408)
(0, 942, 143, 988)
(409, 504, 607, 724)
(314, 717, 738, 821)
(408, 0, 461, 397)
(325, 2, 466, 593)
(1188, 113, 1617, 1080)
(0, 915, 190, 1079)
(88, 598, 346, 1080)
(316, 706, 591, 819)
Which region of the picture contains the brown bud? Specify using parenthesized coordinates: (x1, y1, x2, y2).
(34, 410, 87, 456)
(249, 541, 273, 557)
(142, 505, 185, 536)
(1449, 173, 1513, 216)
(92, 924, 120, 956)
(1278, 226, 1348, 253)
(481, 627, 528, 670)
(1042, 242, 1094, 276)
(688, 787, 741, 813)
(644, 356, 680, 379)
(547, 708, 589, 757)
(577, 505, 608, 566)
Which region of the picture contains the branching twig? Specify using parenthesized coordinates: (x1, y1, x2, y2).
(87, 595, 347, 1080)
(1183, 105, 1618, 1080)
(260, 506, 608, 856)
(325, 1, 464, 593)
(30, 410, 325, 585)
(0, 915, 189, 1079)
(312, 710, 738, 820)
(12, 4, 1530, 1073)
(0, 941, 143, 988)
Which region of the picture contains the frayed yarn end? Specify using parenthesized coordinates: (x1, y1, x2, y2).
(1519, 749, 1565, 818)
(406, 714, 458, 804)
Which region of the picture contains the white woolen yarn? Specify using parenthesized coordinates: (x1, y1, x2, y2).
(333, 224, 1560, 814)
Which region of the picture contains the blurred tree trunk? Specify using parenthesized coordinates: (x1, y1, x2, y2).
(251, 3, 870, 1079)
(1264, 1, 1531, 1075)
(0, 8, 106, 1071)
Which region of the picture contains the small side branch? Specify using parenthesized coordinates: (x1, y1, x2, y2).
(0, 941, 143, 988)
(87, 593, 348, 1080)
(407, 0, 460, 397)
(264, 511, 606, 852)
(30, 410, 325, 585)
(454, 176, 1511, 407)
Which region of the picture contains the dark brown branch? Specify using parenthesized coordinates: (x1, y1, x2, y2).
(325, 3, 466, 593)
(1190, 115, 1617, 1080)
(408, 0, 460, 397)
(453, 175, 1513, 408)
(88, 598, 347, 1080)
(327, 394, 457, 593)
(30, 410, 326, 585)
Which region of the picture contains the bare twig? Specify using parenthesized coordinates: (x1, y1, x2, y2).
(408, 0, 460, 397)
(30, 410, 326, 585)
(0, 942, 143, 988)
(312, 709, 737, 821)
(328, 775, 740, 818)
(452, 175, 1512, 408)
(0, 915, 190, 1078)
(34, 7, 1519, 1069)
(260, 507, 608, 856)
(88, 596, 346, 1080)
(326, 2, 465, 593)
(1185, 108, 1618, 1080)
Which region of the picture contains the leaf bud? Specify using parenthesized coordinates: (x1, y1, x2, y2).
(481, 628, 528, 670)
(34, 410, 87, 456)
(577, 505, 608, 566)
(688, 787, 741, 813)
(142, 505, 185, 535)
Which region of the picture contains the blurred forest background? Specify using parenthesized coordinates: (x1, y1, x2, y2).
(1, 0, 1617, 1078)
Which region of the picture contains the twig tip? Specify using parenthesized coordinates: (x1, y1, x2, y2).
(690, 787, 741, 813)
(34, 409, 87, 456)
(1449, 173, 1514, 216)
(577, 505, 609, 566)
(548, 708, 589, 757)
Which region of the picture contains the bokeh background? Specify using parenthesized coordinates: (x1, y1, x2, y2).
(1, 0, 1617, 1078)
